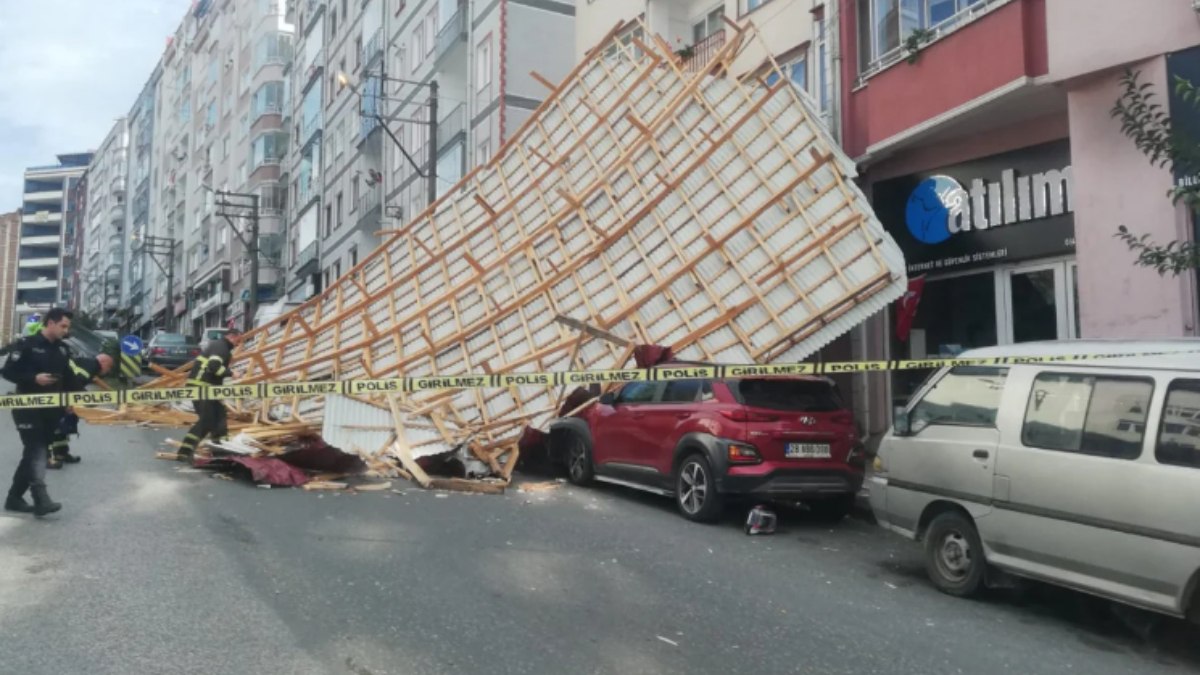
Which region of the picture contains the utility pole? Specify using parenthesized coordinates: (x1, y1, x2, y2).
(139, 235, 177, 333)
(215, 190, 261, 331)
(428, 79, 438, 206)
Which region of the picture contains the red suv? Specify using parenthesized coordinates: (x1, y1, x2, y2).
(550, 369, 865, 522)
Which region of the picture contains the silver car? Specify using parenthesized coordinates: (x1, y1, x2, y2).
(871, 340, 1200, 623)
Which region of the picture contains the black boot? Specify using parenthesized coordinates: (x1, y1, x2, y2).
(46, 454, 62, 470)
(4, 493, 32, 513)
(30, 485, 61, 517)
(58, 450, 81, 464)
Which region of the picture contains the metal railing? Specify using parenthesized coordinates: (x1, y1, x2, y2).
(294, 240, 318, 273)
(683, 30, 726, 74)
(356, 185, 382, 220)
(438, 104, 466, 151)
(435, 8, 467, 63)
(363, 28, 384, 66)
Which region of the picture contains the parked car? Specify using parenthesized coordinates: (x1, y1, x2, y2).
(144, 332, 201, 371)
(550, 365, 865, 522)
(200, 327, 230, 351)
(871, 340, 1200, 624)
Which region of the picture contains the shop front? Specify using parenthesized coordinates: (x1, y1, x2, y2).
(871, 140, 1076, 404)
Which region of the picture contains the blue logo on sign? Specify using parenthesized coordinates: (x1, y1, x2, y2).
(120, 335, 144, 356)
(25, 314, 40, 324)
(905, 175, 964, 245)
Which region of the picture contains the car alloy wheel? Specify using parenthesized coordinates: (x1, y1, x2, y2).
(678, 460, 707, 515)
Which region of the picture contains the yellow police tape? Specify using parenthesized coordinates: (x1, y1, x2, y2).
(0, 348, 1190, 411)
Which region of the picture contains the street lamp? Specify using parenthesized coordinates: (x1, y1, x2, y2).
(338, 69, 439, 209)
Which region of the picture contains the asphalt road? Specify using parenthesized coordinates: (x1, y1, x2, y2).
(1, 416, 1198, 675)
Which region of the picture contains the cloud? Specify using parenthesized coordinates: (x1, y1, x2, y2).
(0, 0, 185, 208)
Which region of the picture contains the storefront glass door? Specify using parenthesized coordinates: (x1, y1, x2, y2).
(1002, 263, 1067, 344)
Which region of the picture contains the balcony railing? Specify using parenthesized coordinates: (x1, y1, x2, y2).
(438, 104, 466, 151)
(683, 30, 726, 74)
(362, 28, 384, 67)
(300, 114, 321, 145)
(435, 8, 467, 64)
(356, 185, 382, 223)
(253, 102, 283, 124)
(294, 240, 319, 276)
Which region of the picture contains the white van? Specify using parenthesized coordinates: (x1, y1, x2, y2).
(871, 340, 1200, 622)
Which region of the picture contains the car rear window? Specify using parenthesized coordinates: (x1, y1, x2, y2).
(154, 334, 189, 345)
(730, 379, 843, 412)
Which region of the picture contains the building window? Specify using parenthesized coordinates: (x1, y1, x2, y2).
(857, 0, 986, 71)
(355, 35, 363, 71)
(476, 139, 492, 167)
(693, 6, 724, 43)
(425, 10, 437, 56)
(476, 35, 492, 91)
(336, 192, 343, 227)
(413, 28, 424, 69)
(325, 204, 333, 237)
(766, 56, 807, 91)
(334, 260, 342, 279)
(352, 174, 360, 208)
(350, 246, 358, 267)
(741, 0, 773, 14)
(1022, 373, 1153, 460)
(330, 8, 338, 35)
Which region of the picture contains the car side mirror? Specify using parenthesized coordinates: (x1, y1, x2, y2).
(892, 406, 911, 437)
(599, 392, 616, 406)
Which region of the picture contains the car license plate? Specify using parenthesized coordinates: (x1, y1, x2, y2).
(786, 443, 830, 459)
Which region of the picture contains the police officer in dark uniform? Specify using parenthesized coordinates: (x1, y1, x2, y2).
(176, 329, 241, 462)
(2, 308, 74, 516)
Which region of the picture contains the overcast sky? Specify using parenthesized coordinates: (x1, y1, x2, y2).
(0, 0, 186, 209)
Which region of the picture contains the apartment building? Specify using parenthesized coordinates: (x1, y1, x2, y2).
(145, 0, 293, 335)
(123, 67, 163, 336)
(0, 211, 20, 343)
(78, 119, 130, 328)
(575, 0, 834, 123)
(16, 152, 92, 330)
(282, 0, 575, 303)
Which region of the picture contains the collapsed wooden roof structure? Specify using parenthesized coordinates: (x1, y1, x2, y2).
(145, 20, 908, 478)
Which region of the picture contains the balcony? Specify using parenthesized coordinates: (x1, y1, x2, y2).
(18, 257, 58, 269)
(362, 28, 384, 68)
(356, 185, 382, 228)
(191, 290, 232, 320)
(111, 174, 127, 194)
(300, 114, 321, 146)
(22, 211, 61, 224)
(20, 235, 61, 246)
(437, 104, 466, 152)
(293, 240, 319, 277)
(434, 8, 467, 65)
(683, 30, 725, 74)
(17, 279, 58, 290)
(23, 190, 63, 203)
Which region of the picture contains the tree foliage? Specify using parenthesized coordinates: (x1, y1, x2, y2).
(1110, 69, 1200, 275)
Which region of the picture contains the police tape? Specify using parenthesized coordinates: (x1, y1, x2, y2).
(0, 348, 1190, 411)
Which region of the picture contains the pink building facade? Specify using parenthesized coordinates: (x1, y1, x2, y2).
(831, 0, 1200, 441)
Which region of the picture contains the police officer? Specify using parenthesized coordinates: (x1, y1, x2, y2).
(176, 329, 242, 462)
(2, 308, 74, 516)
(48, 353, 114, 468)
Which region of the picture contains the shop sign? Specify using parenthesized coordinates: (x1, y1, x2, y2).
(874, 140, 1076, 274)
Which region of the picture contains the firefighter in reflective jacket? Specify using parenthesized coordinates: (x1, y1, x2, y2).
(48, 354, 114, 468)
(176, 329, 241, 462)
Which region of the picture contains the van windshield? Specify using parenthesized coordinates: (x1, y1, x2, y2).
(730, 378, 843, 412)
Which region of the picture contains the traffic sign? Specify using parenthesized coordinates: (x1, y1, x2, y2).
(120, 335, 144, 356)
(26, 314, 40, 324)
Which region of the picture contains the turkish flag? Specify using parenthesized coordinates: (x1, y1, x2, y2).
(895, 276, 926, 342)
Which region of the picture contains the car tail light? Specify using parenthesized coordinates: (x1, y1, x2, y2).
(847, 442, 867, 469)
(727, 442, 762, 464)
(151, 347, 165, 356)
(189, 349, 200, 356)
(719, 409, 780, 422)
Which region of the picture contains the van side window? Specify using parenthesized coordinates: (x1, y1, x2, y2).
(1156, 379, 1200, 468)
(1022, 373, 1152, 460)
(910, 367, 1008, 433)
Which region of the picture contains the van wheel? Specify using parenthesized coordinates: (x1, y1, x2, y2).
(675, 454, 722, 523)
(563, 433, 594, 486)
(924, 511, 986, 597)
